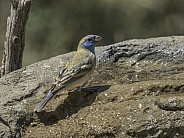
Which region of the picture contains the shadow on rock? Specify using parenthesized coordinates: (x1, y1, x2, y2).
(35, 85, 111, 126)
(0, 116, 10, 128)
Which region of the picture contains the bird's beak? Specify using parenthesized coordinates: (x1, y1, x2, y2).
(95, 35, 102, 42)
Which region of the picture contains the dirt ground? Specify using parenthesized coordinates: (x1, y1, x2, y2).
(23, 61, 184, 137)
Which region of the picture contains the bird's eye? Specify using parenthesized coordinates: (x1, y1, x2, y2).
(87, 38, 93, 42)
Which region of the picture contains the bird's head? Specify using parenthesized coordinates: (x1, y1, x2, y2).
(78, 35, 102, 54)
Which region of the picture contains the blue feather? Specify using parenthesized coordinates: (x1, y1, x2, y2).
(34, 92, 54, 112)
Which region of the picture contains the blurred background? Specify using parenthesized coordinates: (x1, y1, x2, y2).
(0, 0, 184, 66)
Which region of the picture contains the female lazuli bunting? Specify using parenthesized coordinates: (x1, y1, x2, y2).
(34, 35, 102, 112)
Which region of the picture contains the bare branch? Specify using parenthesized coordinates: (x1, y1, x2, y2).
(1, 0, 33, 77)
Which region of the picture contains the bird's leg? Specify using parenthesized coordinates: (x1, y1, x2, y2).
(76, 86, 82, 92)
(81, 81, 88, 87)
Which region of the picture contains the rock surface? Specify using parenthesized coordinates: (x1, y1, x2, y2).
(1, 36, 184, 137)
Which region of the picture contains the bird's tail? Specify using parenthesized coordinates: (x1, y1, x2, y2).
(34, 92, 54, 112)
(34, 85, 65, 112)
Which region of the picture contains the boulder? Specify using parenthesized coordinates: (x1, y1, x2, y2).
(1, 36, 184, 137)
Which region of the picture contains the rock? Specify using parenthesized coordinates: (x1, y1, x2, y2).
(1, 36, 184, 137)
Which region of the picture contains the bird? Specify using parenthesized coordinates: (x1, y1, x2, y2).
(34, 34, 102, 112)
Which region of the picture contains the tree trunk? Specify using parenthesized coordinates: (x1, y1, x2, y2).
(0, 0, 33, 77)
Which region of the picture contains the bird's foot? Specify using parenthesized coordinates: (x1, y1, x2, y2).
(75, 86, 82, 92)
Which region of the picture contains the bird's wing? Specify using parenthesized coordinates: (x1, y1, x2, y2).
(55, 57, 94, 86)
